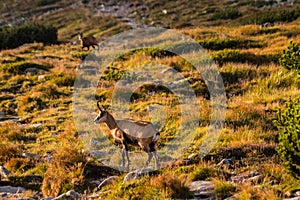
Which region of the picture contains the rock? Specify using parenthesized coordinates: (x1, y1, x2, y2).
(53, 193, 66, 200)
(40, 197, 54, 200)
(284, 197, 300, 200)
(247, 175, 262, 184)
(248, 170, 260, 178)
(123, 168, 153, 183)
(295, 190, 300, 197)
(0, 186, 25, 193)
(30, 123, 43, 128)
(24, 68, 47, 75)
(98, 176, 119, 190)
(189, 181, 214, 198)
(0, 111, 5, 117)
(217, 158, 234, 166)
(66, 190, 81, 198)
(188, 153, 198, 160)
(38, 75, 46, 80)
(230, 175, 245, 183)
(0, 166, 10, 178)
(22, 152, 41, 159)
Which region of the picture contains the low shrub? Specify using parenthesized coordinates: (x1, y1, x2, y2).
(211, 49, 279, 66)
(150, 174, 191, 199)
(5, 157, 35, 173)
(18, 92, 48, 115)
(273, 97, 300, 179)
(51, 73, 75, 87)
(199, 38, 262, 50)
(42, 145, 87, 196)
(0, 61, 47, 75)
(0, 144, 21, 164)
(33, 82, 62, 99)
(210, 8, 242, 20)
(240, 7, 300, 25)
(279, 41, 300, 71)
(0, 24, 57, 50)
(190, 166, 217, 181)
(214, 180, 236, 199)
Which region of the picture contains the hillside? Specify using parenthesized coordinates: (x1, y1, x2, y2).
(0, 0, 300, 199)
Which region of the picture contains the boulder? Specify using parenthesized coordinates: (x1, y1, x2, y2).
(0, 186, 25, 193)
(123, 168, 154, 183)
(22, 152, 41, 159)
(189, 181, 214, 199)
(66, 190, 81, 198)
(0, 166, 10, 178)
(98, 176, 119, 190)
(217, 158, 234, 166)
(24, 68, 47, 75)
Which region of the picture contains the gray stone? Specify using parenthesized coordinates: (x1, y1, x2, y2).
(247, 175, 262, 184)
(123, 168, 153, 183)
(30, 123, 43, 128)
(0, 166, 10, 178)
(188, 153, 198, 160)
(230, 175, 245, 183)
(217, 158, 234, 166)
(66, 190, 81, 198)
(24, 68, 47, 75)
(189, 181, 214, 198)
(98, 176, 119, 190)
(248, 170, 260, 178)
(22, 152, 41, 159)
(0, 186, 25, 193)
(0, 111, 5, 117)
(53, 193, 66, 200)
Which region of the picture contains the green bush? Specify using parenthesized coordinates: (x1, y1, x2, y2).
(240, 7, 300, 25)
(211, 49, 279, 66)
(0, 61, 48, 75)
(190, 166, 216, 181)
(210, 8, 241, 20)
(279, 41, 300, 71)
(273, 97, 300, 178)
(0, 24, 57, 50)
(199, 38, 262, 50)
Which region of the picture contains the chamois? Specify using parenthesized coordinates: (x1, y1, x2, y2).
(78, 32, 98, 50)
(94, 102, 160, 170)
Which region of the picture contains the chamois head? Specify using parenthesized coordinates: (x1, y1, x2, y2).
(78, 32, 83, 40)
(94, 102, 108, 124)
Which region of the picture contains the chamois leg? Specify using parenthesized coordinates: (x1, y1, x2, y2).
(149, 142, 160, 169)
(152, 151, 159, 169)
(121, 141, 130, 170)
(145, 152, 153, 167)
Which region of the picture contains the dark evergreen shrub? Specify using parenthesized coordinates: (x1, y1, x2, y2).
(273, 97, 300, 178)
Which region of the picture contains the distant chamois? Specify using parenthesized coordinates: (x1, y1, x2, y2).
(78, 32, 98, 50)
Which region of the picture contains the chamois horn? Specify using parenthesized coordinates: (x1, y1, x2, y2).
(97, 101, 102, 111)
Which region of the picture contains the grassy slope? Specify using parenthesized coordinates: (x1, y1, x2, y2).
(0, 0, 300, 199)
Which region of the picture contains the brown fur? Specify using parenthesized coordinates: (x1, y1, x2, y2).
(78, 32, 98, 50)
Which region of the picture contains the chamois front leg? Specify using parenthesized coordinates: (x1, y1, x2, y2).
(145, 152, 153, 167)
(149, 142, 160, 169)
(121, 140, 130, 170)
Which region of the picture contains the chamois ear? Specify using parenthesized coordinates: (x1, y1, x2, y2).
(97, 101, 102, 111)
(102, 105, 108, 111)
